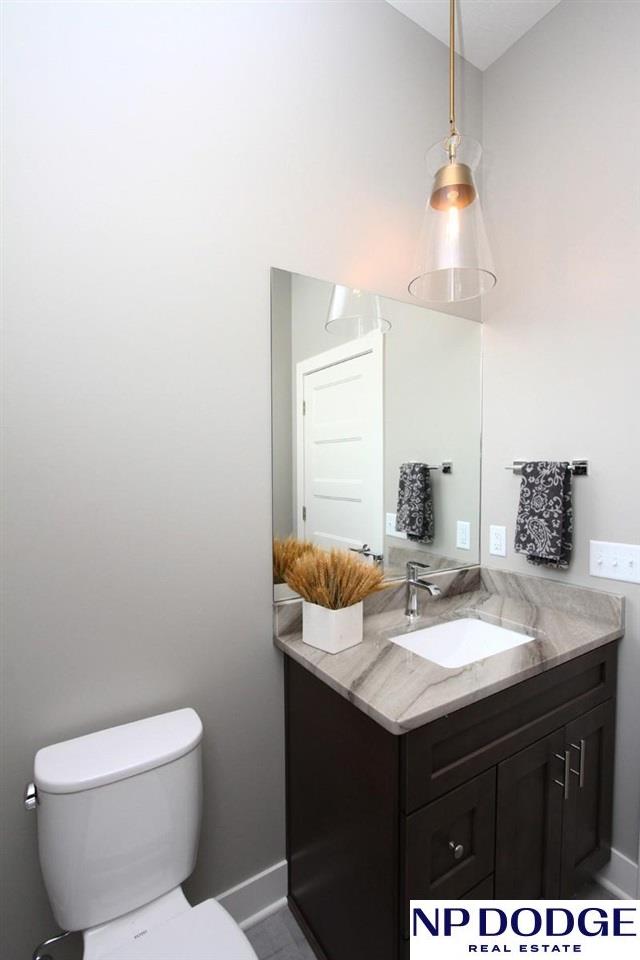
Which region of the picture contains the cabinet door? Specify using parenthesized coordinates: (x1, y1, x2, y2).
(495, 729, 565, 898)
(561, 700, 615, 895)
(404, 769, 495, 929)
(462, 875, 494, 898)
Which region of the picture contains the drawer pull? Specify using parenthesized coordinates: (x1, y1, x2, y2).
(554, 750, 571, 801)
(449, 840, 465, 860)
(570, 740, 586, 788)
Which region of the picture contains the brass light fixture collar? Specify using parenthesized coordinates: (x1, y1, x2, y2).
(430, 161, 476, 211)
(429, 1, 477, 212)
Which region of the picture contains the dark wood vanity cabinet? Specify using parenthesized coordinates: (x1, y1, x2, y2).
(561, 700, 615, 892)
(285, 641, 618, 960)
(494, 728, 565, 898)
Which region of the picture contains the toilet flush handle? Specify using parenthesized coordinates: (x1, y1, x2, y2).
(24, 782, 38, 811)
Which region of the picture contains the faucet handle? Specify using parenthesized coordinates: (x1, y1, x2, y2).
(406, 560, 430, 578)
(351, 545, 384, 567)
(350, 544, 371, 555)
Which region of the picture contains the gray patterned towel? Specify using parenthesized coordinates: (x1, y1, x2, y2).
(396, 463, 434, 543)
(514, 461, 573, 568)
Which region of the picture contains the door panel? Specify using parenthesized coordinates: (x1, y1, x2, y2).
(297, 334, 383, 553)
(404, 769, 495, 931)
(495, 730, 565, 898)
(561, 700, 615, 895)
(463, 875, 494, 898)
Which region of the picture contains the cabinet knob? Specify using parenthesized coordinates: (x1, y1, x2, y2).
(449, 840, 464, 860)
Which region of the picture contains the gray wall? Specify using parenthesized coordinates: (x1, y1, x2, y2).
(271, 270, 293, 539)
(0, 1, 483, 953)
(482, 0, 640, 863)
(382, 301, 481, 562)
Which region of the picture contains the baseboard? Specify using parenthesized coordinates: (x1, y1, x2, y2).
(216, 859, 287, 928)
(596, 847, 638, 899)
(214, 848, 637, 929)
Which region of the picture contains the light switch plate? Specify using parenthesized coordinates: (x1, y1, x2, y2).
(456, 520, 471, 550)
(386, 513, 406, 539)
(589, 540, 640, 584)
(490, 525, 507, 557)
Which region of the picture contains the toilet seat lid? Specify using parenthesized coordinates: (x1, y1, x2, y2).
(100, 899, 258, 960)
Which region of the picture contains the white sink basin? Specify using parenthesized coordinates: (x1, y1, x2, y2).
(389, 617, 534, 668)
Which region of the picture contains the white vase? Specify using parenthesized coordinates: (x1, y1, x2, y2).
(274, 582, 299, 602)
(301, 600, 364, 654)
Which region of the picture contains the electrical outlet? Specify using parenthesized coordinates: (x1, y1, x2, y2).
(386, 513, 406, 539)
(590, 540, 640, 584)
(456, 520, 471, 550)
(490, 525, 507, 557)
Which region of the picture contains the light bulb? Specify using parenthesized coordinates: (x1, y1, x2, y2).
(446, 207, 460, 242)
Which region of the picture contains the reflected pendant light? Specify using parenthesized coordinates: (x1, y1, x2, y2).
(409, 0, 496, 303)
(325, 284, 391, 336)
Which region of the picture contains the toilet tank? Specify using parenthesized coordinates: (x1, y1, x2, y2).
(33, 708, 203, 932)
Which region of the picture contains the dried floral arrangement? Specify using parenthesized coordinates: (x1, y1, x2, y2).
(285, 548, 384, 610)
(273, 536, 319, 584)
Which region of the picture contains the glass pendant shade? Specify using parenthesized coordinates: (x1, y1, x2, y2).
(325, 285, 391, 336)
(409, 136, 496, 304)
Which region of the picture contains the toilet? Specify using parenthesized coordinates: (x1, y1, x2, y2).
(29, 708, 259, 959)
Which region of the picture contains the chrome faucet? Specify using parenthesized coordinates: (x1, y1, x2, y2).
(405, 561, 442, 619)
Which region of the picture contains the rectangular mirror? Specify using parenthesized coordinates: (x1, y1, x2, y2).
(271, 268, 482, 600)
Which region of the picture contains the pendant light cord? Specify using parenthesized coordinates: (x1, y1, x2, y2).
(448, 0, 459, 161)
(449, 0, 456, 135)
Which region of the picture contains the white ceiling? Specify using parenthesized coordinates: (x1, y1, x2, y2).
(386, 0, 563, 71)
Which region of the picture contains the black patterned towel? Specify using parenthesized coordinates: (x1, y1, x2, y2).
(514, 461, 573, 568)
(396, 462, 434, 543)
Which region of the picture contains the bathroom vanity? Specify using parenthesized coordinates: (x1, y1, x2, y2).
(274, 570, 623, 960)
(269, 270, 625, 960)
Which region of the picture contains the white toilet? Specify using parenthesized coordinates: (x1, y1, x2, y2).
(29, 708, 259, 959)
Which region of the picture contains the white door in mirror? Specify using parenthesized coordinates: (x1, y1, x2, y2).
(297, 333, 384, 554)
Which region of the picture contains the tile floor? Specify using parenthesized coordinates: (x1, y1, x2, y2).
(246, 906, 316, 960)
(247, 884, 617, 960)
(573, 880, 618, 900)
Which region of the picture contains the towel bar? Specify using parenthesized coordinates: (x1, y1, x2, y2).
(505, 460, 588, 476)
(406, 461, 452, 474)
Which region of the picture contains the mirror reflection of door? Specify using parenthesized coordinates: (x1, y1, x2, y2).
(296, 332, 383, 554)
(270, 267, 483, 601)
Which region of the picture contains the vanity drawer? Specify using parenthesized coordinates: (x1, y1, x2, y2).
(402, 769, 495, 934)
(399, 873, 495, 960)
(463, 874, 494, 898)
(403, 642, 617, 812)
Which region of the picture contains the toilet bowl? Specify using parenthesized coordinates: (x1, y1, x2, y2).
(80, 887, 257, 960)
(85, 890, 256, 960)
(29, 709, 259, 960)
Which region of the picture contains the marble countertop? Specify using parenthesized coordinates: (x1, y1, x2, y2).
(273, 568, 624, 735)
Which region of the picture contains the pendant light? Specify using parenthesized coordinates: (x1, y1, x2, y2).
(325, 285, 391, 336)
(409, 0, 496, 303)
